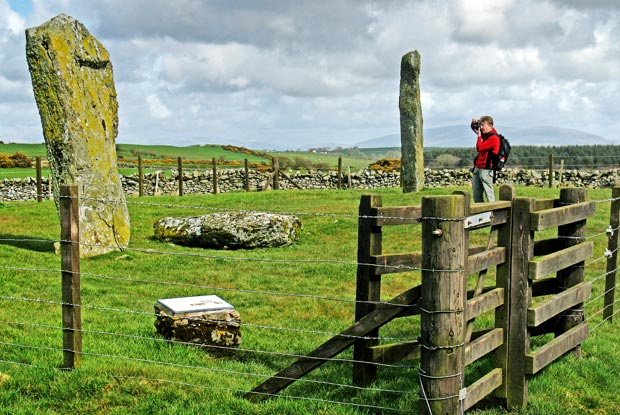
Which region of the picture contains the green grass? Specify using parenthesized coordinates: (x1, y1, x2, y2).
(0, 167, 51, 179)
(0, 144, 372, 179)
(0, 143, 271, 164)
(0, 166, 172, 179)
(0, 143, 48, 158)
(115, 144, 269, 164)
(271, 150, 372, 170)
(0, 186, 619, 414)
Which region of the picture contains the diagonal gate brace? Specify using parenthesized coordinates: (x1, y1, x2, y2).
(244, 284, 422, 402)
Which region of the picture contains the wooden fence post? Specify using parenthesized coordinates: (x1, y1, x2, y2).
(604, 186, 620, 322)
(556, 188, 587, 345)
(353, 195, 382, 386)
(59, 185, 82, 369)
(337, 156, 342, 190)
(138, 156, 143, 197)
(348, 166, 352, 188)
(506, 197, 536, 408)
(177, 157, 183, 196)
(272, 157, 280, 190)
(212, 157, 219, 194)
(244, 158, 250, 192)
(419, 194, 466, 415)
(36, 156, 42, 203)
(548, 153, 554, 188)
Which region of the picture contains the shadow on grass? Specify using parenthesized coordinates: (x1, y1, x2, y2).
(0, 233, 56, 253)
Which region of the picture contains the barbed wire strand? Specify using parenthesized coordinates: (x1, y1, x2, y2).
(113, 375, 411, 413)
(590, 300, 620, 332)
(0, 237, 459, 274)
(0, 264, 414, 309)
(0, 320, 412, 369)
(0, 359, 410, 413)
(0, 295, 418, 342)
(0, 340, 416, 397)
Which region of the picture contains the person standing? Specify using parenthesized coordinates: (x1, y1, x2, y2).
(471, 115, 500, 202)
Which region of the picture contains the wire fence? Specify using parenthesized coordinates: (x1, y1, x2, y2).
(0, 189, 619, 413)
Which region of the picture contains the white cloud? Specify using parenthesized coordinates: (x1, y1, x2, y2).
(146, 94, 171, 120)
(452, 0, 513, 43)
(0, 1, 25, 39)
(0, 0, 618, 147)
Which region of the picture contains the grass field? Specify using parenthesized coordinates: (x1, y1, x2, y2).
(0, 143, 375, 173)
(0, 186, 619, 414)
(0, 143, 48, 158)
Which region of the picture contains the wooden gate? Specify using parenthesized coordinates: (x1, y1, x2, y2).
(246, 186, 595, 413)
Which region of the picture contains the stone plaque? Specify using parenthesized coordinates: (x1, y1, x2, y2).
(154, 295, 241, 348)
(156, 295, 234, 315)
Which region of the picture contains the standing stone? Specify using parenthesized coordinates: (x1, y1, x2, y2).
(25, 14, 130, 256)
(399, 50, 424, 193)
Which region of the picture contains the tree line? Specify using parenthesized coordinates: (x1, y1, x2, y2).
(424, 144, 620, 169)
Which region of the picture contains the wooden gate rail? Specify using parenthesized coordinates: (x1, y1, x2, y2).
(507, 188, 595, 408)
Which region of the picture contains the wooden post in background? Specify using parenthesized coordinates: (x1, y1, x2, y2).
(244, 158, 250, 192)
(353, 195, 382, 386)
(59, 185, 82, 369)
(272, 157, 280, 190)
(419, 194, 466, 415)
(138, 156, 143, 197)
(36, 156, 42, 203)
(212, 157, 219, 194)
(337, 156, 342, 190)
(548, 153, 554, 188)
(604, 186, 620, 322)
(177, 157, 184, 196)
(348, 166, 352, 188)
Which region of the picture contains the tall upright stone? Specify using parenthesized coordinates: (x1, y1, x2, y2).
(25, 14, 130, 257)
(399, 50, 424, 193)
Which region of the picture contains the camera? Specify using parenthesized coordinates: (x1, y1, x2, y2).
(471, 120, 481, 130)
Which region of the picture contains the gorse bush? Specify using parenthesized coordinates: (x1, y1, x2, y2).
(0, 152, 32, 168)
(369, 158, 401, 172)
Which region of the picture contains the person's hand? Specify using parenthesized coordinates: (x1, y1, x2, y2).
(470, 118, 481, 135)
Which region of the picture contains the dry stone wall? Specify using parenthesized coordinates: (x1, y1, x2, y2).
(3, 168, 620, 202)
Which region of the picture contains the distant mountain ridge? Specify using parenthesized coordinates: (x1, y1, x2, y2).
(356, 125, 611, 148)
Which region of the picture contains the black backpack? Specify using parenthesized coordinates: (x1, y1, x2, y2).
(491, 134, 511, 171)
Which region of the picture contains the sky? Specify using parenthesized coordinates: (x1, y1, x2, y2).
(0, 0, 618, 150)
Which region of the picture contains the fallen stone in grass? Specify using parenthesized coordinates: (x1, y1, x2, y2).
(153, 211, 302, 249)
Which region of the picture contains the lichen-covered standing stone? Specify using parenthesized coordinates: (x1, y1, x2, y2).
(25, 14, 130, 256)
(399, 50, 424, 193)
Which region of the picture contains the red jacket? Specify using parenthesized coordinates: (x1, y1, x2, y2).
(475, 129, 500, 169)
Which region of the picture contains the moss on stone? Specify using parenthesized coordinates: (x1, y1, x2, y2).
(25, 14, 130, 257)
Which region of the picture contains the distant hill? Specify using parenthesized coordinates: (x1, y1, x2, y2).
(356, 125, 611, 149)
